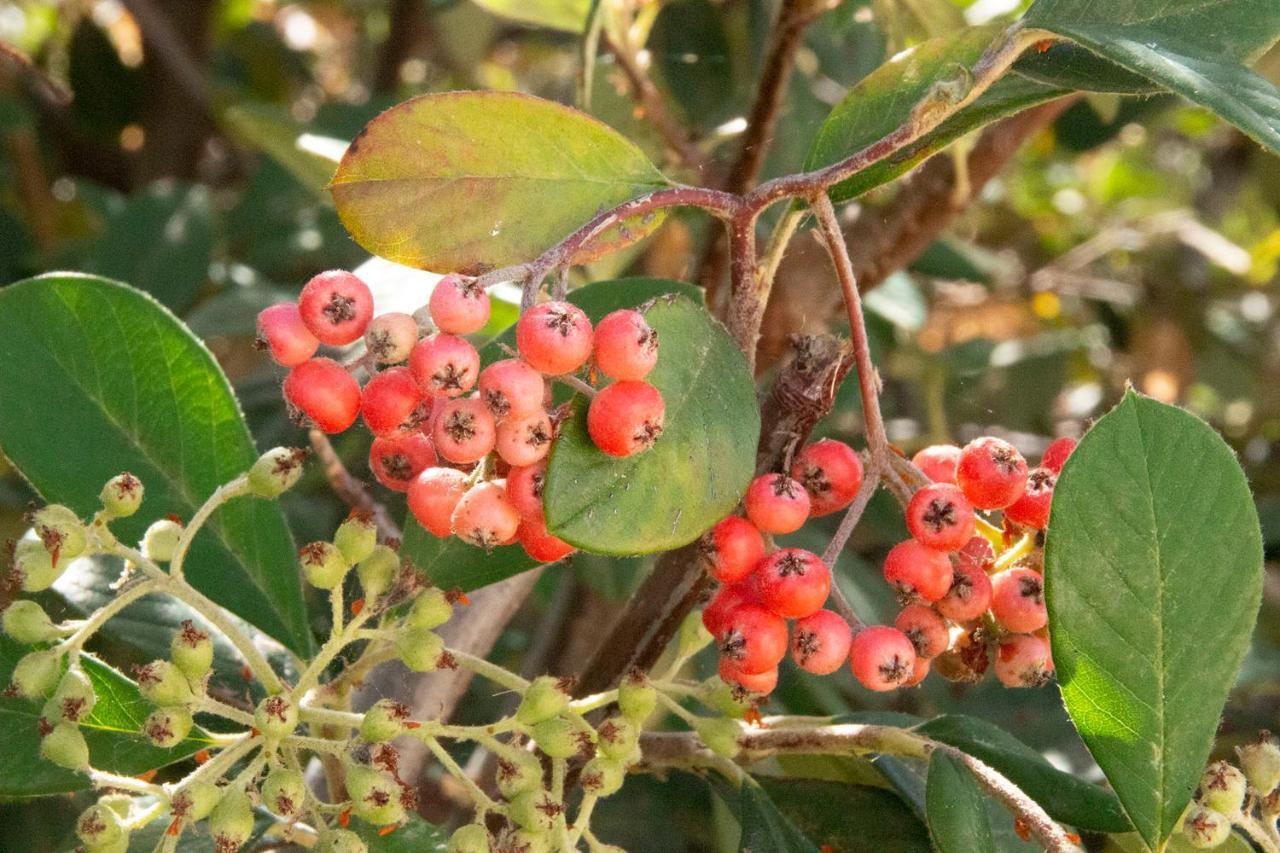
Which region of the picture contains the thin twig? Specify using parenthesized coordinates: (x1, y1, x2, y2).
(307, 429, 400, 541)
(821, 459, 881, 570)
(601, 32, 709, 171)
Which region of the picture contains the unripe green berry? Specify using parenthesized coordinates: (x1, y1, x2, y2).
(170, 620, 214, 680)
(254, 694, 298, 739)
(135, 660, 193, 707)
(11, 648, 62, 698)
(395, 628, 446, 672)
(447, 823, 490, 853)
(261, 768, 307, 819)
(516, 675, 571, 726)
(41, 721, 90, 770)
(100, 473, 144, 517)
(3, 599, 62, 644)
(335, 512, 377, 565)
(141, 519, 183, 563)
(1182, 804, 1231, 848)
(143, 706, 193, 748)
(45, 667, 96, 724)
(581, 756, 626, 797)
(508, 790, 562, 833)
(1238, 732, 1280, 794)
(343, 763, 380, 803)
(300, 541, 350, 590)
(677, 609, 713, 658)
(695, 718, 741, 759)
(698, 678, 751, 720)
(351, 770, 405, 825)
(361, 698, 413, 742)
(617, 671, 656, 723)
(504, 829, 552, 853)
(209, 787, 254, 852)
(595, 716, 640, 762)
(357, 545, 400, 603)
(15, 537, 66, 592)
(316, 829, 368, 853)
(76, 803, 125, 850)
(494, 748, 544, 799)
(171, 781, 220, 821)
(531, 714, 593, 760)
(32, 505, 87, 562)
(248, 447, 306, 498)
(407, 586, 453, 630)
(97, 794, 135, 818)
(1199, 760, 1247, 815)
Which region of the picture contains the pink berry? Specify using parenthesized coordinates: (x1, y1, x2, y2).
(893, 604, 950, 659)
(516, 301, 594, 375)
(1005, 467, 1056, 529)
(905, 655, 931, 687)
(994, 634, 1054, 687)
(360, 367, 430, 436)
(906, 483, 975, 552)
(369, 433, 437, 492)
(451, 481, 520, 550)
(757, 548, 831, 619)
(505, 461, 547, 522)
(956, 436, 1027, 510)
(478, 359, 545, 420)
(428, 273, 490, 335)
(849, 626, 918, 692)
(791, 610, 853, 675)
(715, 603, 789, 675)
(1041, 437, 1077, 473)
(283, 358, 360, 434)
(718, 658, 777, 695)
(700, 516, 765, 585)
(790, 439, 864, 516)
(912, 444, 961, 484)
(990, 568, 1047, 633)
(495, 410, 554, 467)
(517, 517, 575, 563)
(256, 303, 318, 367)
(432, 398, 496, 464)
(701, 579, 760, 637)
(744, 474, 810, 534)
(882, 540, 953, 603)
(409, 333, 480, 398)
(407, 467, 468, 537)
(593, 309, 659, 381)
(586, 380, 665, 457)
(935, 560, 993, 623)
(956, 535, 995, 573)
(298, 270, 373, 345)
(364, 312, 419, 365)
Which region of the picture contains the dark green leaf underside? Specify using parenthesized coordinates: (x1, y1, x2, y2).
(927, 752, 995, 853)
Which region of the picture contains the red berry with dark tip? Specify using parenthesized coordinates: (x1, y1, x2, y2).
(905, 655, 931, 687)
(517, 517, 575, 563)
(700, 516, 765, 585)
(790, 439, 864, 516)
(850, 626, 917, 692)
(360, 367, 430, 436)
(432, 398, 496, 464)
(912, 444, 961, 484)
(757, 548, 830, 619)
(364, 312, 418, 365)
(298, 270, 373, 345)
(990, 568, 1047, 633)
(587, 380, 665, 457)
(715, 603, 788, 675)
(893, 604, 950, 659)
(410, 333, 480, 398)
(883, 540, 953, 603)
(744, 474, 810, 534)
(701, 579, 760, 637)
(369, 432, 437, 492)
(935, 559, 993, 623)
(906, 483, 975, 552)
(407, 467, 468, 537)
(956, 436, 1027, 509)
(791, 609, 853, 675)
(994, 634, 1054, 687)
(479, 359, 545, 420)
(1005, 467, 1056, 529)
(495, 410, 554, 467)
(718, 658, 777, 695)
(1041, 437, 1076, 474)
(429, 273, 490, 335)
(593, 309, 659, 381)
(256, 303, 318, 367)
(505, 461, 547, 522)
(451, 481, 520, 550)
(283, 358, 360, 433)
(516, 301, 594, 375)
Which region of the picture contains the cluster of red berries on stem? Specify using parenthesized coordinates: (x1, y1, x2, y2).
(256, 269, 667, 563)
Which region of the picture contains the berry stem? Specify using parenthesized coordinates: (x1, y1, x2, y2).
(298, 705, 363, 730)
(57, 577, 162, 655)
(447, 648, 532, 693)
(420, 735, 498, 813)
(195, 696, 256, 727)
(169, 578, 286, 693)
(567, 793, 599, 848)
(87, 769, 166, 798)
(293, 603, 380, 696)
(168, 474, 251, 581)
(1235, 816, 1280, 853)
(555, 373, 599, 398)
(992, 532, 1035, 573)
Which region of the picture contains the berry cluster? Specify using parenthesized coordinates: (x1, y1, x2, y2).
(257, 270, 667, 562)
(1181, 735, 1280, 849)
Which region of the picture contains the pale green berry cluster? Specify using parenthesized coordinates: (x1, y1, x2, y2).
(1181, 736, 1280, 849)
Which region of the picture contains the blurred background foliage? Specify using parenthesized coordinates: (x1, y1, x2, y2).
(0, 0, 1277, 849)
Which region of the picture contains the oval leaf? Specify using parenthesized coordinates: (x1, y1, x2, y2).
(0, 274, 310, 655)
(330, 92, 670, 272)
(927, 752, 995, 853)
(737, 782, 822, 853)
(469, 0, 589, 32)
(1045, 390, 1264, 849)
(755, 777, 931, 852)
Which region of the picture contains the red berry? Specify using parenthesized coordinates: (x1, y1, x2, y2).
(956, 535, 995, 574)
(744, 474, 810, 534)
(516, 301, 594, 375)
(505, 461, 547, 522)
(905, 655, 931, 687)
(935, 560, 993, 623)
(757, 548, 831, 619)
(893, 604, 950, 659)
(956, 437, 1027, 510)
(410, 333, 480, 398)
(700, 516, 765, 585)
(994, 634, 1054, 687)
(1041, 437, 1077, 473)
(360, 367, 430, 436)
(479, 359, 545, 420)
(407, 467, 468, 537)
(790, 610, 853, 675)
(256, 303, 318, 367)
(369, 433, 437, 492)
(587, 380, 665, 457)
(882, 540, 953, 603)
(364, 312, 419, 365)
(593, 309, 659, 381)
(790, 439, 864, 516)
(990, 568, 1047, 633)
(906, 483, 975, 552)
(849, 626, 917, 692)
(701, 579, 760, 637)
(1005, 467, 1056, 529)
(912, 444, 961, 484)
(283, 358, 360, 433)
(517, 517, 575, 563)
(718, 658, 777, 695)
(428, 273, 490, 335)
(298, 270, 373, 345)
(451, 481, 520, 550)
(715, 603, 788, 675)
(431, 398, 496, 463)
(495, 410, 554, 467)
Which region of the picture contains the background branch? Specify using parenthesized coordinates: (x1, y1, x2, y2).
(307, 429, 400, 542)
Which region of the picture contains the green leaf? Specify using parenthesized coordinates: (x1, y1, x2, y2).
(330, 92, 670, 273)
(468, 0, 589, 32)
(755, 777, 932, 852)
(222, 102, 341, 198)
(927, 752, 996, 853)
(0, 637, 213, 797)
(353, 814, 448, 851)
(1045, 390, 1264, 849)
(544, 292, 760, 555)
(0, 274, 310, 655)
(737, 782, 822, 853)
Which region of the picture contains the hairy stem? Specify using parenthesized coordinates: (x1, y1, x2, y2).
(169, 475, 250, 581)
